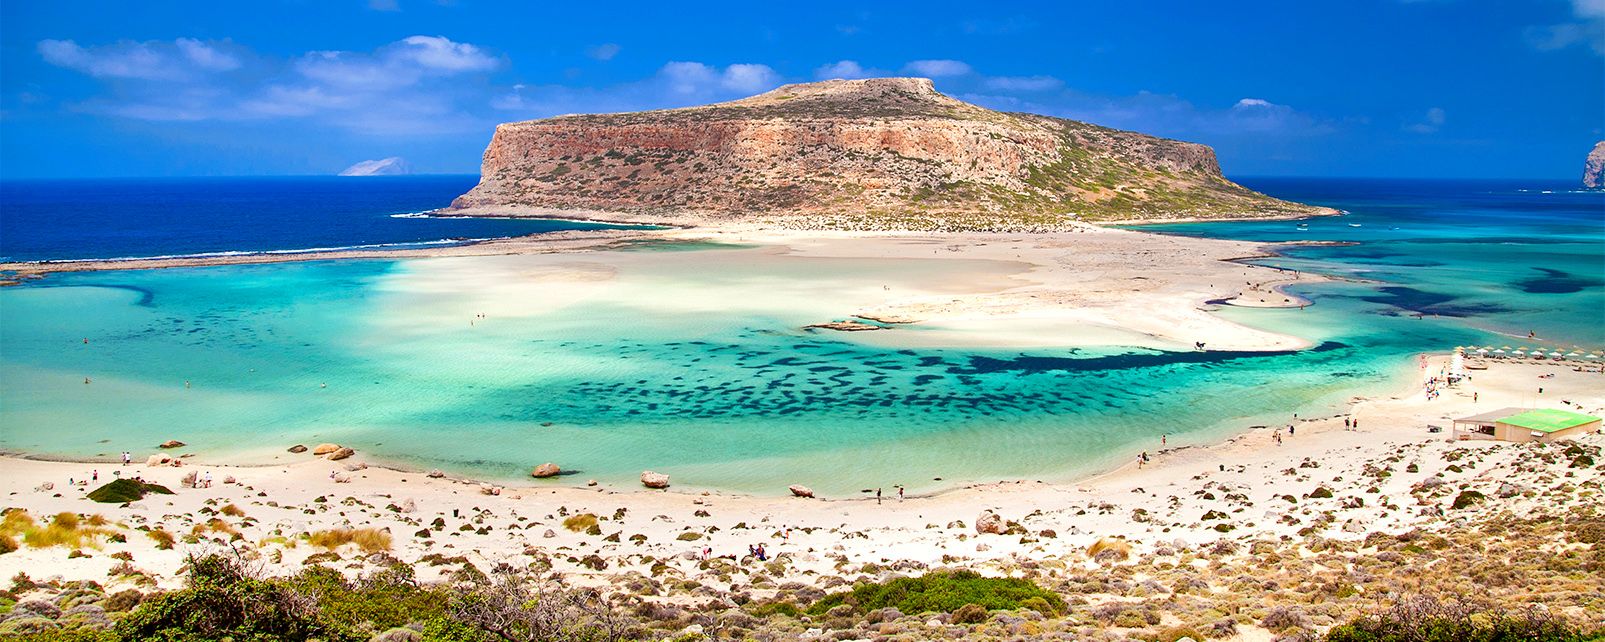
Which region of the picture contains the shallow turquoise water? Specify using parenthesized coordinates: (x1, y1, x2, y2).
(1, 178, 1596, 495)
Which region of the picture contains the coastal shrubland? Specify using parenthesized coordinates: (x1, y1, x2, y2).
(804, 569, 1066, 617)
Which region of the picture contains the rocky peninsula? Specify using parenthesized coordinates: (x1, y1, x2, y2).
(449, 78, 1331, 231)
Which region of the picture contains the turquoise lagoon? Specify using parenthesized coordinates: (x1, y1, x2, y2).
(0, 178, 1598, 495)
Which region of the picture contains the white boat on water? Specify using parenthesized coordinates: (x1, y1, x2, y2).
(1348, 223, 1362, 227)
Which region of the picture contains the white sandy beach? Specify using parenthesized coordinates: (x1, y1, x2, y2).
(4, 356, 1599, 623)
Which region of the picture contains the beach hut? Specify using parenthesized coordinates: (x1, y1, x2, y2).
(1453, 408, 1603, 443)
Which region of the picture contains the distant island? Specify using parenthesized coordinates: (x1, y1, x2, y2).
(338, 156, 412, 177)
(450, 78, 1331, 230)
(1586, 141, 1604, 189)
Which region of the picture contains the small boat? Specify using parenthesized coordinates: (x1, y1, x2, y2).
(1348, 223, 1362, 227)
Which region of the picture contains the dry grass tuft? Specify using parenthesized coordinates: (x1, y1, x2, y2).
(148, 528, 176, 550)
(306, 527, 391, 553)
(1087, 536, 1131, 562)
(564, 513, 600, 533)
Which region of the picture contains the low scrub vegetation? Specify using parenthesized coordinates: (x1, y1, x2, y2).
(1323, 596, 1600, 641)
(806, 569, 1066, 617)
(85, 479, 173, 504)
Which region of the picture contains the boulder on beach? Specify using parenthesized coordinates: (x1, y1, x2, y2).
(146, 455, 168, 467)
(976, 510, 1005, 535)
(327, 447, 355, 461)
(288, 444, 308, 454)
(426, 469, 445, 478)
(312, 443, 341, 455)
(531, 463, 561, 478)
(789, 484, 815, 498)
(158, 440, 186, 449)
(641, 471, 671, 489)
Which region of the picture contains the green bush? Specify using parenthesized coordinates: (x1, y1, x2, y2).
(86, 479, 173, 504)
(1451, 490, 1486, 510)
(115, 554, 332, 641)
(806, 570, 1065, 617)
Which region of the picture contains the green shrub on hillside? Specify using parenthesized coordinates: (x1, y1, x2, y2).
(806, 569, 1065, 617)
(86, 479, 173, 504)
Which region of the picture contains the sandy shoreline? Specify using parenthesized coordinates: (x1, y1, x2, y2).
(4, 355, 1600, 580)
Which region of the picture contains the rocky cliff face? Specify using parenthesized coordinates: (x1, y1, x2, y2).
(452, 78, 1323, 230)
(1585, 141, 1605, 189)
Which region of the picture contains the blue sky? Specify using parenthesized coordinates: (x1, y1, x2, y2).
(2, 0, 1601, 179)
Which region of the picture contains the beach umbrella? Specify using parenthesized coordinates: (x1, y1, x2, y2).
(1550, 351, 1564, 358)
(1475, 348, 1489, 355)
(1493, 348, 1507, 355)
(1512, 350, 1526, 357)
(1566, 351, 1582, 357)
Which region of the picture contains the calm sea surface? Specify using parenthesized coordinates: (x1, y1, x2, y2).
(0, 177, 1598, 494)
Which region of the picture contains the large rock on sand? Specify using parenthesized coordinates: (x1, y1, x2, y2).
(531, 463, 561, 478)
(312, 443, 341, 455)
(327, 447, 355, 461)
(641, 471, 671, 489)
(288, 444, 308, 453)
(789, 485, 815, 498)
(975, 510, 1005, 535)
(146, 455, 169, 467)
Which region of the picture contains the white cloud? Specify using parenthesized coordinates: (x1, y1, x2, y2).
(983, 75, 1063, 92)
(493, 61, 783, 117)
(586, 43, 621, 61)
(1405, 106, 1446, 133)
(44, 35, 503, 136)
(961, 89, 1334, 140)
(903, 59, 972, 77)
(39, 38, 239, 81)
(1528, 0, 1605, 55)
(721, 63, 780, 92)
(397, 35, 498, 72)
(815, 60, 868, 80)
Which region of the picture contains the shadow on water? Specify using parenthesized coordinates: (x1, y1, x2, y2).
(953, 342, 1348, 375)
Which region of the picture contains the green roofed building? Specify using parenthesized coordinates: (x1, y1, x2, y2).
(1452, 407, 1602, 443)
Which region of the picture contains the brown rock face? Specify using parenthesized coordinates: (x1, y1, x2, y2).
(452, 78, 1320, 230)
(1585, 141, 1605, 189)
(531, 462, 560, 478)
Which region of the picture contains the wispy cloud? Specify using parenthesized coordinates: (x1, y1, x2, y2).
(40, 35, 501, 135)
(1405, 106, 1447, 134)
(38, 38, 240, 80)
(1527, 0, 1605, 55)
(903, 59, 972, 77)
(982, 75, 1063, 92)
(492, 61, 782, 116)
(586, 43, 621, 61)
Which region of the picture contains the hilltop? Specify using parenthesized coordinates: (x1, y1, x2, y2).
(450, 78, 1328, 231)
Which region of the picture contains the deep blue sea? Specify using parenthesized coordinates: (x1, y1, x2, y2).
(0, 176, 1599, 494)
(0, 176, 630, 262)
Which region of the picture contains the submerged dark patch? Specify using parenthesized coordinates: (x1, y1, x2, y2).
(1514, 267, 1603, 295)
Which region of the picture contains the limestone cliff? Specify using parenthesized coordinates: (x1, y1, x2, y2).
(452, 78, 1325, 230)
(1585, 141, 1605, 189)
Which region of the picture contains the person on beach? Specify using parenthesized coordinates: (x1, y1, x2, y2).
(91, 470, 97, 482)
(1137, 454, 1144, 469)
(876, 488, 882, 505)
(203, 471, 212, 488)
(1162, 434, 1167, 446)
(898, 486, 904, 502)
(1289, 425, 1295, 436)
